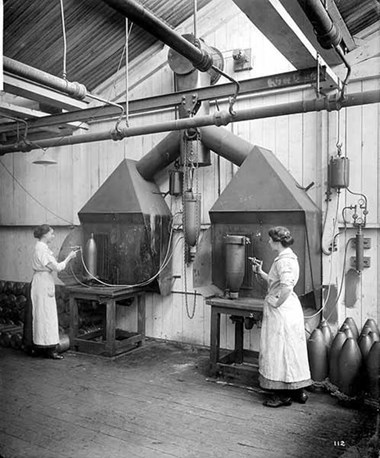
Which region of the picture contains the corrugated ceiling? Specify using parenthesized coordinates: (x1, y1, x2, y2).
(3, 0, 213, 92)
(335, 0, 380, 36)
(4, 0, 379, 94)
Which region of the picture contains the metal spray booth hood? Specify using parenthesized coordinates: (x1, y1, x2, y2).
(208, 145, 321, 304)
(61, 159, 172, 294)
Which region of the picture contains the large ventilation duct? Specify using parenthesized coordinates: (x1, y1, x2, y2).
(136, 131, 181, 181)
(102, 0, 213, 73)
(199, 126, 252, 167)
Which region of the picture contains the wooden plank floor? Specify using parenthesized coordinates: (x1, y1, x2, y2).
(0, 340, 372, 458)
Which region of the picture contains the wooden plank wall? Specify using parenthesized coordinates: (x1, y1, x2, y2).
(0, 0, 379, 350)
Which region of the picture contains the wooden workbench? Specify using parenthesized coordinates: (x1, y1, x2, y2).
(206, 296, 264, 378)
(68, 284, 145, 357)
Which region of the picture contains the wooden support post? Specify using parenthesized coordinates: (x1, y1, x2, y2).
(69, 296, 78, 349)
(105, 299, 116, 356)
(234, 317, 244, 364)
(137, 294, 146, 346)
(210, 307, 221, 376)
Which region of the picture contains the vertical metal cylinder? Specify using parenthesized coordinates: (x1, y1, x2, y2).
(169, 169, 183, 196)
(84, 233, 97, 280)
(224, 235, 247, 299)
(355, 230, 364, 272)
(329, 156, 350, 189)
(184, 192, 200, 247)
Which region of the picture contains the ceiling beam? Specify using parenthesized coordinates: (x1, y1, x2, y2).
(0, 66, 326, 135)
(0, 101, 50, 120)
(232, 0, 345, 83)
(3, 73, 89, 111)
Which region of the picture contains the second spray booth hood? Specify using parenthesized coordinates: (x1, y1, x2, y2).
(195, 143, 321, 307)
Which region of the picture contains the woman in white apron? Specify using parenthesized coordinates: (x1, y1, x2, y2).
(252, 226, 311, 407)
(25, 224, 77, 359)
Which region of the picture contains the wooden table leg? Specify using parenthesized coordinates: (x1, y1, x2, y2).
(210, 306, 221, 376)
(234, 316, 244, 364)
(105, 299, 116, 356)
(69, 296, 78, 349)
(137, 294, 145, 346)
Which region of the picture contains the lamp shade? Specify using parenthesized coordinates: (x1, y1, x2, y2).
(32, 151, 57, 165)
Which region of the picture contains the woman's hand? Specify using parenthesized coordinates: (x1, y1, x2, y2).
(251, 257, 263, 274)
(67, 250, 77, 261)
(250, 257, 268, 282)
(265, 295, 279, 308)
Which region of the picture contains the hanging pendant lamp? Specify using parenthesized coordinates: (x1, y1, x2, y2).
(32, 151, 57, 165)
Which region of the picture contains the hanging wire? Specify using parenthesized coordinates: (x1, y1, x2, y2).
(193, 0, 197, 39)
(85, 93, 125, 132)
(324, 237, 353, 322)
(321, 192, 341, 256)
(59, 0, 67, 80)
(75, 218, 181, 288)
(0, 113, 29, 145)
(125, 18, 129, 127)
(306, 237, 352, 321)
(307, 109, 344, 319)
(336, 107, 343, 155)
(0, 159, 74, 225)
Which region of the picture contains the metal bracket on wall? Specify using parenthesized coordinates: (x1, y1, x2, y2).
(179, 93, 200, 118)
(351, 237, 372, 249)
(350, 257, 371, 269)
(232, 49, 253, 72)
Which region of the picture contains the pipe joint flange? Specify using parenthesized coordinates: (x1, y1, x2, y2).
(317, 24, 342, 49)
(68, 81, 88, 100)
(110, 128, 125, 142)
(17, 141, 33, 153)
(194, 50, 213, 73)
(213, 110, 230, 127)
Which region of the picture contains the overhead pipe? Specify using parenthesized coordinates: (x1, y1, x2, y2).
(102, 0, 213, 73)
(1, 88, 380, 155)
(297, 0, 351, 99)
(4, 56, 126, 116)
(3, 57, 88, 99)
(297, 0, 342, 49)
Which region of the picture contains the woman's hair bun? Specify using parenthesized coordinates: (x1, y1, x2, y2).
(33, 224, 51, 239)
(268, 226, 294, 247)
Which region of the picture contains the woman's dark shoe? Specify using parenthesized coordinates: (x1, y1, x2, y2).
(263, 395, 292, 408)
(292, 389, 308, 404)
(48, 351, 64, 360)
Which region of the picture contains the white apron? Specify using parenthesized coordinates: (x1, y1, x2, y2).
(31, 241, 60, 346)
(259, 248, 311, 390)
